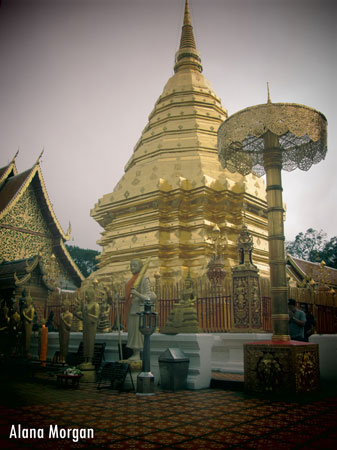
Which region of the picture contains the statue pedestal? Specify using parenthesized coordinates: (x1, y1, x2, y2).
(244, 340, 320, 395)
(120, 360, 142, 391)
(78, 362, 96, 383)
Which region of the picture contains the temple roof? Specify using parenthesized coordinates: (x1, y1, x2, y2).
(0, 152, 18, 189)
(287, 254, 337, 288)
(0, 159, 70, 241)
(56, 239, 85, 284)
(0, 250, 84, 290)
(0, 156, 84, 286)
(0, 256, 38, 278)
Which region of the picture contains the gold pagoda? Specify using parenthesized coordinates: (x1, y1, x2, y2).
(91, 0, 269, 283)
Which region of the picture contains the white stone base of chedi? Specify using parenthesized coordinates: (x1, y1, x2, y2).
(310, 334, 337, 382)
(29, 332, 213, 389)
(29, 331, 284, 388)
(211, 333, 273, 374)
(150, 334, 214, 390)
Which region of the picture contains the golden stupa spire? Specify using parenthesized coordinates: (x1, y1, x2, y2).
(267, 82, 272, 104)
(174, 0, 202, 73)
(180, 0, 195, 48)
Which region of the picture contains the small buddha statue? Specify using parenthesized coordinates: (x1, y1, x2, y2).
(160, 272, 200, 334)
(97, 301, 112, 333)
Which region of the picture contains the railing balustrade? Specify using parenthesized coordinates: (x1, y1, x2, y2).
(40, 278, 336, 334)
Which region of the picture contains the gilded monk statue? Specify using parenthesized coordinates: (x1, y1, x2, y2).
(124, 259, 156, 361)
(75, 285, 99, 367)
(21, 292, 35, 358)
(59, 300, 73, 363)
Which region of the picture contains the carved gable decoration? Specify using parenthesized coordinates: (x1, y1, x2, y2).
(0, 157, 84, 299)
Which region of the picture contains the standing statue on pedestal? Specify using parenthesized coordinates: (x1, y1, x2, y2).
(71, 290, 83, 332)
(59, 300, 73, 363)
(124, 258, 156, 361)
(76, 285, 99, 368)
(21, 291, 35, 358)
(97, 300, 112, 333)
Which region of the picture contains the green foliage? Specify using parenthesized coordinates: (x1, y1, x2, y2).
(286, 228, 327, 261)
(286, 228, 337, 269)
(65, 245, 100, 278)
(317, 236, 337, 269)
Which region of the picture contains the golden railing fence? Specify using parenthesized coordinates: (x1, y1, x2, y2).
(41, 277, 336, 334)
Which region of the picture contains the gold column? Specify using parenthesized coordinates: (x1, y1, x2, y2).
(263, 131, 289, 341)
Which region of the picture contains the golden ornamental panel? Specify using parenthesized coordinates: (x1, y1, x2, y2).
(1, 185, 52, 236)
(244, 342, 320, 395)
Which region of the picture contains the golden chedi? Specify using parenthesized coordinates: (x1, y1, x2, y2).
(91, 0, 269, 284)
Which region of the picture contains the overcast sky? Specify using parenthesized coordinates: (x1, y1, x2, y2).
(0, 0, 336, 251)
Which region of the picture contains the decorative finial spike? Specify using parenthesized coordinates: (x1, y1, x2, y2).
(66, 221, 72, 237)
(11, 149, 19, 163)
(179, 0, 196, 49)
(267, 82, 272, 104)
(174, 0, 202, 73)
(184, 0, 192, 26)
(36, 148, 44, 165)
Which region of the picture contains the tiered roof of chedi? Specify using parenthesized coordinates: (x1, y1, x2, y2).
(91, 0, 269, 283)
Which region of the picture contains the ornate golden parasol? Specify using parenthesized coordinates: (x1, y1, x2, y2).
(218, 95, 327, 341)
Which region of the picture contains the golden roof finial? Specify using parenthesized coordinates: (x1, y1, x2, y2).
(36, 149, 44, 165)
(66, 221, 72, 237)
(267, 82, 272, 104)
(174, 0, 202, 73)
(11, 149, 19, 164)
(183, 0, 192, 27)
(180, 0, 195, 49)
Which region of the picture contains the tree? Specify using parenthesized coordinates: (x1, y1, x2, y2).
(286, 228, 327, 261)
(317, 237, 337, 269)
(66, 245, 100, 278)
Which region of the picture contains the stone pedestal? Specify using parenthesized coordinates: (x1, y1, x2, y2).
(79, 365, 96, 383)
(120, 360, 141, 391)
(231, 225, 264, 332)
(244, 340, 320, 395)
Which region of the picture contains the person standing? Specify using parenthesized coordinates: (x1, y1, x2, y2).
(288, 298, 306, 341)
(301, 303, 316, 342)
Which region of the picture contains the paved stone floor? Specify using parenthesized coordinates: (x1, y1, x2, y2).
(1, 371, 337, 450)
